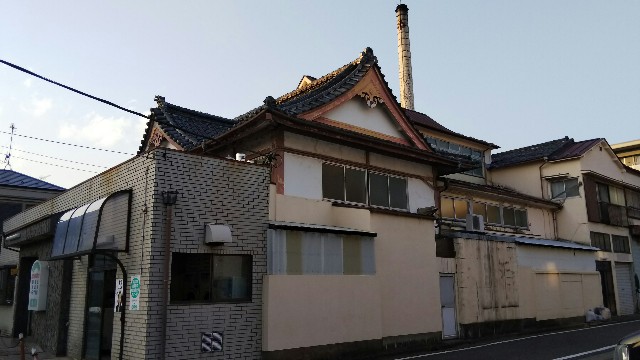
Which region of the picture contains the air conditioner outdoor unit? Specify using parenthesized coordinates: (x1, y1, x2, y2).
(466, 214, 485, 232)
(204, 224, 233, 244)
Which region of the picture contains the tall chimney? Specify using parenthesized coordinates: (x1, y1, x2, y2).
(396, 4, 415, 110)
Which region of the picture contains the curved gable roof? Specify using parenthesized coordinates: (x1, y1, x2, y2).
(138, 96, 236, 153)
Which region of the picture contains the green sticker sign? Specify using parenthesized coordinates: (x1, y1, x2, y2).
(129, 275, 141, 311)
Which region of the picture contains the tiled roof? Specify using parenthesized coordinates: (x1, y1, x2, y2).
(490, 137, 604, 168)
(275, 48, 377, 116)
(145, 96, 237, 152)
(142, 48, 394, 151)
(0, 170, 65, 191)
(548, 138, 603, 161)
(404, 109, 499, 149)
(447, 179, 561, 208)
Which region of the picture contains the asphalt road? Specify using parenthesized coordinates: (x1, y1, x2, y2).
(386, 320, 640, 360)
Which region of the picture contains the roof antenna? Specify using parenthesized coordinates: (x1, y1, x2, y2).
(4, 123, 16, 170)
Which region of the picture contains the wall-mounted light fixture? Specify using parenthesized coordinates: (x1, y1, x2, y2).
(161, 190, 179, 206)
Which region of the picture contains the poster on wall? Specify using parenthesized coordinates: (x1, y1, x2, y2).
(129, 275, 141, 311)
(28, 260, 49, 311)
(114, 278, 124, 312)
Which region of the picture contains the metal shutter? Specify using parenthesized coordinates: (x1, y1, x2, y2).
(615, 262, 635, 315)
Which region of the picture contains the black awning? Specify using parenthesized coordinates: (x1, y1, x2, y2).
(51, 190, 131, 259)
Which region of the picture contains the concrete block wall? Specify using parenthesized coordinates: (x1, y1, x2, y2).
(154, 151, 269, 359)
(15, 243, 71, 355)
(67, 259, 88, 359)
(4, 149, 268, 359)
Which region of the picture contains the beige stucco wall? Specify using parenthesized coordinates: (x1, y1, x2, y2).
(265, 136, 442, 351)
(270, 191, 372, 231)
(489, 162, 544, 198)
(519, 270, 601, 321)
(262, 213, 439, 351)
(263, 275, 382, 351)
(323, 98, 405, 139)
(371, 213, 440, 337)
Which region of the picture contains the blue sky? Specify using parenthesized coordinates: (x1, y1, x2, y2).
(1, 1, 638, 188)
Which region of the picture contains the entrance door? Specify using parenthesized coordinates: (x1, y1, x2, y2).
(596, 260, 617, 315)
(440, 274, 457, 338)
(14, 257, 36, 337)
(84, 261, 116, 360)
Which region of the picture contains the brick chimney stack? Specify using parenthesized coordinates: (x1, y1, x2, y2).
(396, 4, 414, 110)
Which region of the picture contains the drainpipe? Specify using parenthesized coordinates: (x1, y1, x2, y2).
(539, 157, 558, 239)
(160, 190, 178, 359)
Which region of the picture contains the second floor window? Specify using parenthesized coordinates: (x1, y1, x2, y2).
(590, 231, 611, 252)
(322, 163, 407, 210)
(441, 198, 528, 229)
(550, 178, 580, 199)
(612, 235, 630, 253)
(425, 136, 483, 177)
(596, 183, 627, 226)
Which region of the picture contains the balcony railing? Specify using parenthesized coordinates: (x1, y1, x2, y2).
(599, 202, 629, 227)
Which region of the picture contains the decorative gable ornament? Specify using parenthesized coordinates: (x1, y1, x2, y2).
(359, 91, 384, 108)
(149, 128, 165, 147)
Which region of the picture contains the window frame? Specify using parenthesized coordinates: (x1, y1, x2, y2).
(612, 235, 630, 254)
(425, 136, 485, 177)
(468, 201, 528, 229)
(549, 178, 580, 199)
(590, 231, 612, 252)
(323, 162, 408, 211)
(440, 197, 469, 220)
(170, 253, 252, 305)
(267, 230, 375, 276)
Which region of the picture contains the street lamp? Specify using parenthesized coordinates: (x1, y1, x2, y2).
(161, 190, 179, 206)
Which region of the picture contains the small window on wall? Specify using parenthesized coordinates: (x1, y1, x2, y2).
(440, 197, 468, 220)
(550, 178, 580, 199)
(0, 267, 16, 305)
(590, 231, 611, 252)
(171, 253, 252, 303)
(472, 202, 527, 229)
(612, 235, 630, 254)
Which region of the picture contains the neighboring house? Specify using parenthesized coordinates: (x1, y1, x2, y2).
(3, 151, 269, 359)
(612, 139, 640, 171)
(407, 115, 601, 337)
(612, 139, 640, 286)
(491, 137, 640, 316)
(0, 169, 63, 336)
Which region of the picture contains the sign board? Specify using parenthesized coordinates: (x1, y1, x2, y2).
(114, 278, 124, 312)
(28, 260, 49, 311)
(129, 275, 141, 311)
(201, 332, 223, 352)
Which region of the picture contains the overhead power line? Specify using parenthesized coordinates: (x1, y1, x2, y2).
(0, 130, 134, 156)
(13, 156, 98, 173)
(1, 146, 109, 168)
(0, 58, 221, 146)
(0, 58, 149, 119)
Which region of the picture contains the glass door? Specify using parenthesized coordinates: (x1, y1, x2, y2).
(85, 271, 105, 360)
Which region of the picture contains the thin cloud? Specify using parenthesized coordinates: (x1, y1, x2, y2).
(23, 78, 33, 88)
(59, 112, 132, 147)
(21, 97, 53, 117)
